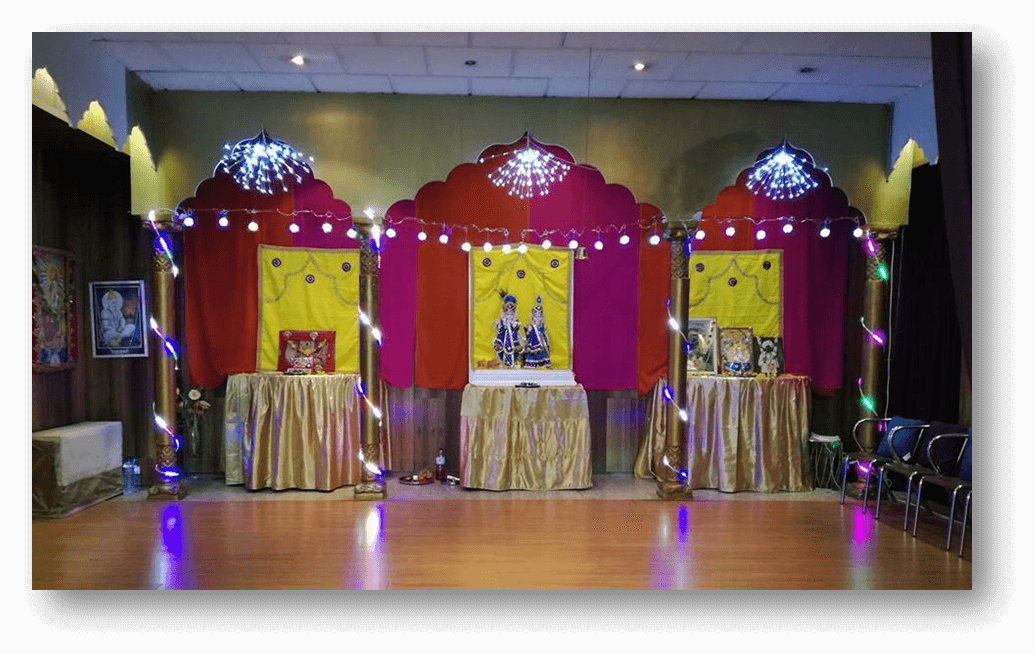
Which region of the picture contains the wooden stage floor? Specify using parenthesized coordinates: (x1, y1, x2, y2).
(32, 495, 972, 590)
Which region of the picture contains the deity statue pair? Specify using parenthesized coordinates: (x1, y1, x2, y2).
(492, 291, 551, 369)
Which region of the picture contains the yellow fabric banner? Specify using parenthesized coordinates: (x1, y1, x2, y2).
(470, 246, 572, 370)
(257, 245, 360, 372)
(688, 250, 782, 337)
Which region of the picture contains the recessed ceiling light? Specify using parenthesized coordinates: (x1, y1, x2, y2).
(290, 54, 306, 67)
(632, 62, 648, 72)
(799, 66, 816, 74)
(464, 59, 477, 66)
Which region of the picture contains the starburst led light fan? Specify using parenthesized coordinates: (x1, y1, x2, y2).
(216, 129, 314, 195)
(745, 138, 822, 201)
(479, 132, 573, 199)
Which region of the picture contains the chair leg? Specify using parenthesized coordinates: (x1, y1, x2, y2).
(958, 490, 971, 558)
(840, 456, 851, 504)
(912, 477, 926, 538)
(875, 468, 886, 520)
(862, 468, 871, 514)
(945, 486, 960, 551)
(903, 473, 915, 532)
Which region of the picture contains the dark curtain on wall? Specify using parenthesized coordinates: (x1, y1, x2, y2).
(886, 164, 961, 424)
(931, 32, 972, 372)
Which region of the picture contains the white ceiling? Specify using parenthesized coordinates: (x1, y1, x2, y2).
(92, 31, 933, 104)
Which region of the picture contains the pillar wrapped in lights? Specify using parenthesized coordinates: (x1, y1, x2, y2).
(657, 219, 695, 500)
(856, 227, 898, 452)
(353, 212, 387, 500)
(144, 212, 187, 499)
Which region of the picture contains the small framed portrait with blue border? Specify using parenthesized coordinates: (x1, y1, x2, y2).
(89, 280, 148, 358)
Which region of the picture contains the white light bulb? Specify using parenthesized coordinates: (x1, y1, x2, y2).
(517, 243, 528, 254)
(461, 241, 472, 252)
(649, 234, 661, 246)
(502, 244, 512, 254)
(181, 216, 195, 228)
(322, 222, 332, 233)
(568, 240, 578, 250)
(668, 316, 680, 331)
(247, 221, 259, 232)
(594, 240, 603, 251)
(782, 223, 794, 234)
(853, 226, 864, 239)
(347, 228, 358, 239)
(483, 242, 492, 252)
(289, 223, 300, 233)
(725, 225, 736, 238)
(417, 231, 428, 241)
(542, 239, 552, 250)
(372, 225, 381, 241)
(820, 225, 831, 238)
(218, 216, 229, 228)
(385, 227, 397, 238)
(619, 234, 631, 245)
(755, 229, 766, 241)
(695, 229, 705, 240)
(439, 233, 449, 244)
(679, 408, 688, 422)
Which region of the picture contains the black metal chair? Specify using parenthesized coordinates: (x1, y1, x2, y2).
(873, 422, 932, 524)
(840, 417, 926, 515)
(910, 432, 972, 555)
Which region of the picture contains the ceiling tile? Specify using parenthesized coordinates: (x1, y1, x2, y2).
(426, 47, 513, 77)
(308, 74, 393, 93)
(739, 32, 840, 55)
(337, 45, 426, 75)
(378, 32, 468, 47)
(471, 32, 565, 48)
(471, 77, 548, 97)
(768, 83, 861, 103)
(694, 82, 784, 100)
(563, 32, 657, 50)
(650, 32, 754, 53)
(190, 32, 286, 43)
(546, 77, 625, 98)
(837, 85, 912, 104)
(230, 73, 316, 92)
(620, 80, 706, 98)
(144, 72, 239, 91)
(513, 49, 593, 78)
(247, 44, 343, 73)
(828, 56, 932, 86)
(832, 32, 931, 58)
(593, 50, 687, 79)
(281, 33, 379, 45)
(390, 75, 469, 95)
(752, 55, 850, 84)
(159, 43, 263, 72)
(92, 32, 194, 42)
(671, 53, 773, 82)
(98, 41, 181, 71)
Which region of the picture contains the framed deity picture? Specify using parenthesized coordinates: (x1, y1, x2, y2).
(719, 327, 755, 377)
(88, 280, 148, 358)
(686, 317, 718, 375)
(32, 245, 78, 372)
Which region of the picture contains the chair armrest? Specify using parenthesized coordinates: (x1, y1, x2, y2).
(888, 423, 931, 463)
(852, 418, 889, 447)
(927, 433, 970, 476)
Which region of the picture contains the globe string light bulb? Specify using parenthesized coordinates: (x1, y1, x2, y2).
(594, 239, 604, 251)
(782, 222, 794, 234)
(541, 239, 552, 250)
(483, 242, 493, 252)
(218, 211, 229, 228)
(724, 225, 736, 238)
(247, 221, 259, 232)
(417, 230, 428, 241)
(648, 234, 661, 246)
(745, 139, 821, 201)
(289, 223, 300, 233)
(853, 225, 864, 239)
(819, 223, 831, 238)
(439, 232, 449, 244)
(385, 227, 397, 238)
(346, 227, 358, 239)
(501, 244, 512, 254)
(517, 243, 528, 254)
(321, 222, 332, 233)
(180, 212, 195, 228)
(216, 129, 313, 195)
(755, 228, 766, 241)
(568, 239, 578, 250)
(695, 229, 706, 240)
(461, 241, 472, 252)
(482, 134, 572, 199)
(619, 234, 631, 246)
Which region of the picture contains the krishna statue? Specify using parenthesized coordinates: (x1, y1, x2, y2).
(492, 290, 525, 367)
(522, 296, 551, 368)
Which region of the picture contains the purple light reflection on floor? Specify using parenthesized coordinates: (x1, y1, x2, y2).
(150, 504, 189, 589)
(849, 505, 874, 589)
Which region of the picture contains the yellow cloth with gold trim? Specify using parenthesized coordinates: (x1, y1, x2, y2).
(688, 250, 782, 337)
(258, 245, 359, 372)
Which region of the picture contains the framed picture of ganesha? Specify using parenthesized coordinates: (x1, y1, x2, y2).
(469, 245, 575, 385)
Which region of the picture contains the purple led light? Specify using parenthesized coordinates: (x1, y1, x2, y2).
(663, 385, 674, 403)
(869, 329, 886, 346)
(864, 238, 877, 257)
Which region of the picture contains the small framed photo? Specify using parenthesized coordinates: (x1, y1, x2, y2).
(686, 317, 718, 375)
(89, 280, 148, 358)
(719, 327, 755, 376)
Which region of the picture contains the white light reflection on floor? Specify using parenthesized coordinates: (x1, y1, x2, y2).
(652, 503, 693, 590)
(149, 504, 190, 589)
(347, 503, 387, 589)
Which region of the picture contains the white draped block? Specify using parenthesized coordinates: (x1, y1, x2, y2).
(32, 421, 122, 486)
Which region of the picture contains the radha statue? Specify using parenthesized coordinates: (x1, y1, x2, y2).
(522, 296, 551, 368)
(493, 290, 525, 367)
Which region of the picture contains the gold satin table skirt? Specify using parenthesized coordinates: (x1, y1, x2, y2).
(635, 375, 813, 492)
(460, 384, 593, 491)
(224, 373, 390, 491)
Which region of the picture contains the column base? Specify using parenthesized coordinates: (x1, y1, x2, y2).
(354, 480, 387, 500)
(147, 483, 188, 500)
(656, 481, 693, 500)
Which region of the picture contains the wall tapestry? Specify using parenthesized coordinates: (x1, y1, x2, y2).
(32, 245, 77, 372)
(88, 280, 148, 358)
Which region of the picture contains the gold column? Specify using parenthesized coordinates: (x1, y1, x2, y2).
(353, 213, 387, 500)
(144, 214, 187, 500)
(657, 220, 694, 500)
(857, 227, 898, 452)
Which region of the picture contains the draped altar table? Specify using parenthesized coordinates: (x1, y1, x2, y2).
(634, 375, 813, 492)
(224, 372, 388, 491)
(460, 384, 593, 491)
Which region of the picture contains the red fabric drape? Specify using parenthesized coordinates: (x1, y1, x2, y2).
(179, 175, 353, 389)
(637, 203, 669, 394)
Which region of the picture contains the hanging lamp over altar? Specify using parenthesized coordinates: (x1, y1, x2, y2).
(216, 129, 315, 195)
(745, 138, 823, 201)
(478, 132, 573, 199)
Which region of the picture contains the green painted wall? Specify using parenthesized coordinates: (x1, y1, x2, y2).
(136, 89, 891, 220)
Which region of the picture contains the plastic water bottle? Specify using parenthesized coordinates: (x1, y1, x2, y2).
(122, 459, 133, 495)
(132, 458, 141, 493)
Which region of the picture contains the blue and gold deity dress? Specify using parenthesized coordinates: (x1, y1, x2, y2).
(493, 292, 525, 367)
(522, 295, 551, 368)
